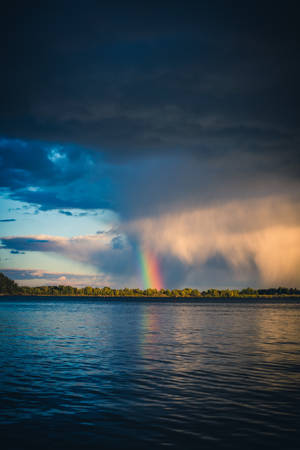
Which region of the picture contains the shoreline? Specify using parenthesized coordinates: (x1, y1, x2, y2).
(1, 294, 300, 300)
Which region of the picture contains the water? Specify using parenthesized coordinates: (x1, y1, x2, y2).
(0, 297, 300, 450)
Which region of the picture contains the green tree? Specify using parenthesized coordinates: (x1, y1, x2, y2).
(0, 272, 19, 294)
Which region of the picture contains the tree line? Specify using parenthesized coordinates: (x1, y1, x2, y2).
(1, 272, 299, 297)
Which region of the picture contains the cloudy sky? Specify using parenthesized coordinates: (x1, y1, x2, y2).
(0, 1, 299, 288)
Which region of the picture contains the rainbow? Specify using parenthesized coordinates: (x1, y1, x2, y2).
(138, 247, 163, 290)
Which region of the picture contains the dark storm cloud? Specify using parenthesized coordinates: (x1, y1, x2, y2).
(0, 1, 299, 164)
(0, 219, 16, 222)
(0, 1, 299, 215)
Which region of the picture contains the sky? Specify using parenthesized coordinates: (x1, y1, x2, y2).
(0, 1, 299, 289)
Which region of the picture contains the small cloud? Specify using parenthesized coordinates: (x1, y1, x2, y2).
(0, 219, 16, 222)
(58, 275, 67, 282)
(31, 270, 44, 277)
(111, 236, 124, 250)
(77, 211, 99, 217)
(27, 186, 40, 192)
(59, 210, 73, 216)
(48, 147, 67, 163)
(26, 238, 49, 243)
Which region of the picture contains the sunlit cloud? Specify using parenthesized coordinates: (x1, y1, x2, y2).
(128, 196, 300, 286)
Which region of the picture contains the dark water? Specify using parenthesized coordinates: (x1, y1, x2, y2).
(0, 297, 300, 449)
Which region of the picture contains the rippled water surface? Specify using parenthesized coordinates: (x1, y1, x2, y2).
(0, 297, 300, 449)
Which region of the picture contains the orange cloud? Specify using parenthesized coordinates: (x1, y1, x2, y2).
(128, 195, 300, 286)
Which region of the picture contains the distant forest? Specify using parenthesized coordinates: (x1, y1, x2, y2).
(0, 272, 299, 297)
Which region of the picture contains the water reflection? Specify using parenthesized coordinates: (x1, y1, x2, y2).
(0, 298, 299, 450)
